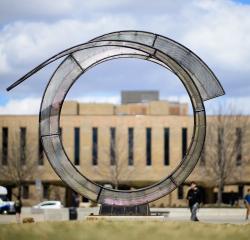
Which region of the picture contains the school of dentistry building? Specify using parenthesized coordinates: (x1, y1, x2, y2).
(0, 91, 250, 207)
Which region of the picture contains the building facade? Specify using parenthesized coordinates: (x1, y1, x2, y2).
(0, 97, 249, 207)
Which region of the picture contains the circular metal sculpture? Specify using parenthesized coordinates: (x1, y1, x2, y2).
(7, 31, 225, 206)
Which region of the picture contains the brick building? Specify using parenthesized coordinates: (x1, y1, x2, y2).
(0, 92, 249, 207)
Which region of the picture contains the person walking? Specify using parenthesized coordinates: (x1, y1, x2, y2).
(244, 189, 250, 220)
(186, 182, 202, 221)
(14, 196, 22, 223)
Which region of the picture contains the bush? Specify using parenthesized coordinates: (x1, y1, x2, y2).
(22, 217, 35, 224)
(159, 203, 165, 208)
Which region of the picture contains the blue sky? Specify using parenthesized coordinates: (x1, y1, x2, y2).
(0, 0, 250, 114)
(234, 0, 250, 4)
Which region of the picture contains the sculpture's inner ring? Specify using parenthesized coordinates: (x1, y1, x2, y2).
(40, 39, 206, 206)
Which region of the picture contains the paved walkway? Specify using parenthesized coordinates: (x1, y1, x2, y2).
(0, 207, 249, 225)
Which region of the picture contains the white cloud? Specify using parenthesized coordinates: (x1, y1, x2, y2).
(1, 0, 250, 74)
(74, 95, 120, 104)
(1, 94, 250, 115)
(0, 52, 10, 74)
(0, 16, 136, 73)
(204, 96, 250, 115)
(0, 0, 250, 114)
(0, 98, 41, 115)
(165, 95, 191, 104)
(0, 0, 130, 21)
(0, 96, 120, 115)
(182, 0, 250, 71)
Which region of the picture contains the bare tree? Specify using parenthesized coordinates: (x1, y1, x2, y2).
(201, 104, 250, 205)
(97, 128, 134, 190)
(0, 129, 38, 198)
(43, 184, 64, 201)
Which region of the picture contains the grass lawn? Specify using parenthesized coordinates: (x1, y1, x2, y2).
(0, 220, 249, 240)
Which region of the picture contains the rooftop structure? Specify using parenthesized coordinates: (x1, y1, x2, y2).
(121, 91, 159, 104)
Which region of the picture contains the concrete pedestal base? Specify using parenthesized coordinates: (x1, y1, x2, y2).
(99, 204, 150, 216)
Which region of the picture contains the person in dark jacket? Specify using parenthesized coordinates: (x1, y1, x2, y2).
(244, 189, 250, 220)
(186, 182, 202, 221)
(14, 196, 22, 223)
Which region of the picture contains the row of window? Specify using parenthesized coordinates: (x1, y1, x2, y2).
(18, 184, 49, 199)
(73, 127, 186, 166)
(1, 127, 29, 165)
(15, 183, 248, 200)
(1, 127, 188, 167)
(21, 184, 184, 200)
(1, 127, 44, 166)
(1, 126, 243, 167)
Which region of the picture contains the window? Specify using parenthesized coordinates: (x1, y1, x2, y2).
(182, 128, 187, 158)
(38, 136, 44, 166)
(177, 185, 184, 199)
(2, 127, 8, 165)
(164, 128, 169, 165)
(22, 185, 29, 199)
(238, 185, 244, 199)
(41, 202, 55, 206)
(128, 128, 134, 166)
(20, 127, 26, 165)
(43, 184, 49, 199)
(236, 128, 242, 166)
(82, 196, 89, 203)
(74, 128, 80, 165)
(110, 127, 116, 165)
(92, 128, 98, 165)
(146, 128, 152, 166)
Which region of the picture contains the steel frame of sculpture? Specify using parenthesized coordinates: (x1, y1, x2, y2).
(7, 31, 225, 206)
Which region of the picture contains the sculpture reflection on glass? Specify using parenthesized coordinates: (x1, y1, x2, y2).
(7, 31, 225, 215)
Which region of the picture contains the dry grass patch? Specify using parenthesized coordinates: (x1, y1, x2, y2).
(0, 220, 249, 240)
